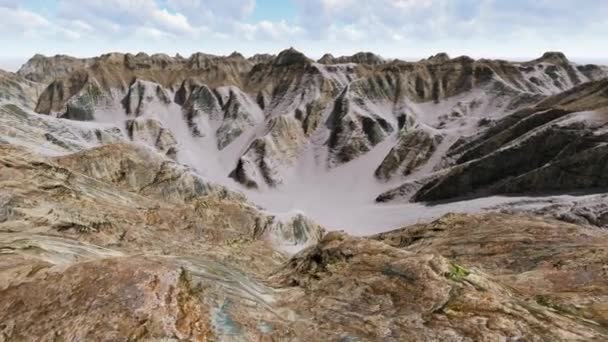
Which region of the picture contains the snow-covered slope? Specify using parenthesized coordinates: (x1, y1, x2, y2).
(3, 49, 608, 234)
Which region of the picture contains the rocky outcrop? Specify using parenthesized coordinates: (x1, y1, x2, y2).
(4, 210, 606, 340)
(0, 257, 213, 341)
(318, 52, 385, 65)
(34, 69, 91, 115)
(492, 194, 608, 228)
(248, 53, 275, 64)
(412, 80, 608, 202)
(375, 125, 443, 180)
(0, 70, 45, 109)
(273, 47, 313, 67)
(269, 230, 606, 340)
(326, 83, 395, 165)
(425, 52, 451, 63)
(375, 213, 608, 328)
(125, 118, 177, 158)
(215, 86, 264, 149)
(230, 115, 307, 188)
(260, 214, 326, 252)
(0, 102, 124, 154)
(122, 79, 172, 116)
(178, 82, 223, 137)
(17, 54, 93, 84)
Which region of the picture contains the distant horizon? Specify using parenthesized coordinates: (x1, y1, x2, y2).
(2, 1, 607, 72)
(2, 50, 607, 73)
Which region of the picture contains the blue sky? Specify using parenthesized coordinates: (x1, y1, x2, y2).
(1, 0, 607, 70)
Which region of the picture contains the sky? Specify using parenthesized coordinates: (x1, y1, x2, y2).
(1, 0, 607, 71)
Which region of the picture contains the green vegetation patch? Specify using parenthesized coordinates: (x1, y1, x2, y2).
(446, 263, 470, 282)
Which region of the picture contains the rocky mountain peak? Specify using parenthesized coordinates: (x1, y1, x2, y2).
(188, 52, 220, 62)
(98, 52, 127, 64)
(228, 51, 246, 60)
(426, 52, 451, 63)
(537, 51, 570, 64)
(317, 52, 384, 65)
(317, 53, 335, 64)
(17, 53, 92, 84)
(274, 47, 312, 66)
(348, 51, 385, 64)
(248, 53, 275, 64)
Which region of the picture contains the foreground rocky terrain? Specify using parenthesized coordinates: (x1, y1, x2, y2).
(1, 50, 608, 340)
(2, 144, 608, 340)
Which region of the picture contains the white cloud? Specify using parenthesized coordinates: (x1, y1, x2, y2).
(236, 20, 305, 41)
(291, 0, 608, 57)
(0, 0, 21, 8)
(1, 0, 607, 61)
(150, 8, 196, 34)
(0, 7, 48, 28)
(134, 26, 174, 40)
(56, 0, 203, 38)
(0, 6, 50, 33)
(167, 0, 255, 22)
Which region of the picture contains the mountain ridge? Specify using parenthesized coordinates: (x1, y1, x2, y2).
(2, 48, 608, 340)
(2, 48, 608, 233)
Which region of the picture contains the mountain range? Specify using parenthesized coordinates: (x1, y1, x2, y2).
(1, 49, 608, 340)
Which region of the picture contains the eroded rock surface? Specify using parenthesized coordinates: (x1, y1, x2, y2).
(2, 50, 608, 340)
(22, 49, 607, 189)
(375, 213, 608, 328)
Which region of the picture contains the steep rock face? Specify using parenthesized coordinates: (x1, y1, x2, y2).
(414, 114, 608, 201)
(32, 51, 256, 117)
(215, 86, 264, 149)
(515, 51, 588, 93)
(492, 136, 608, 194)
(375, 126, 443, 180)
(122, 79, 172, 116)
(178, 82, 223, 137)
(230, 115, 307, 188)
(380, 53, 592, 103)
(326, 81, 396, 165)
(125, 118, 178, 158)
(30, 50, 604, 115)
(35, 69, 92, 115)
(412, 80, 608, 202)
